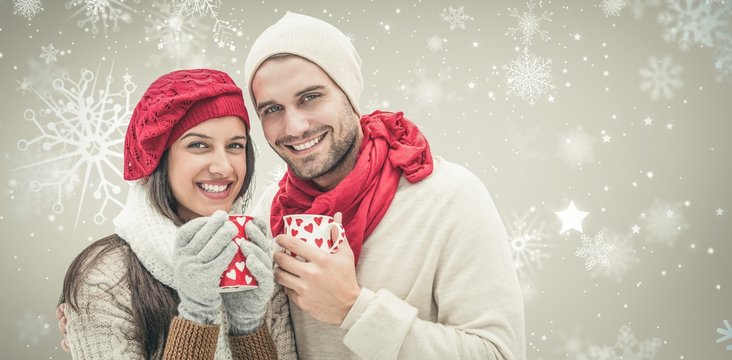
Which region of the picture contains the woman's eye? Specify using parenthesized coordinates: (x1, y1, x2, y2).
(265, 105, 282, 114)
(228, 143, 245, 149)
(187, 142, 207, 149)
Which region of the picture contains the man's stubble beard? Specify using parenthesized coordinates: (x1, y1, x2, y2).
(277, 103, 360, 181)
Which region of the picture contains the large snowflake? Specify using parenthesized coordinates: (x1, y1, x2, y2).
(65, 0, 137, 36)
(717, 320, 732, 351)
(504, 48, 555, 106)
(575, 231, 615, 270)
(591, 230, 639, 282)
(640, 199, 688, 246)
(143, 0, 212, 68)
(579, 325, 662, 359)
(15, 311, 50, 346)
(507, 0, 552, 45)
(175, 0, 237, 50)
(15, 66, 135, 227)
(440, 6, 473, 30)
(601, 0, 627, 17)
(657, 0, 732, 51)
(639, 55, 683, 100)
(556, 128, 596, 169)
(504, 210, 553, 278)
(398, 62, 458, 114)
(13, 0, 44, 20)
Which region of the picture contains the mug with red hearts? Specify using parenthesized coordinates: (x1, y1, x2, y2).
(219, 215, 259, 292)
(283, 214, 347, 261)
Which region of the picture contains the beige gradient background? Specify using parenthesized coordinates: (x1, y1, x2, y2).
(1, 0, 731, 358)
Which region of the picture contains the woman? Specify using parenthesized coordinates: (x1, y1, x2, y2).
(59, 69, 296, 359)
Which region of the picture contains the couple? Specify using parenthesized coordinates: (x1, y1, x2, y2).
(57, 12, 526, 360)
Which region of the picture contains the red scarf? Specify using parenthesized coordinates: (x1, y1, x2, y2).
(270, 111, 433, 265)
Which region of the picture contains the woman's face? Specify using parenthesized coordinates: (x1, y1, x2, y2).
(167, 116, 248, 221)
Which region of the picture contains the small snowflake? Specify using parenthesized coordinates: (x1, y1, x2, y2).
(267, 163, 287, 184)
(639, 55, 683, 100)
(507, 0, 552, 45)
(39, 44, 64, 64)
(601, 0, 627, 17)
(591, 231, 639, 282)
(13, 0, 44, 20)
(581, 325, 662, 359)
(575, 231, 615, 270)
(504, 48, 555, 106)
(426, 34, 444, 52)
(16, 77, 34, 96)
(717, 320, 732, 351)
(504, 210, 553, 278)
(440, 6, 473, 30)
(641, 199, 688, 246)
(144, 0, 213, 68)
(175, 0, 237, 50)
(15, 311, 50, 346)
(658, 0, 732, 51)
(65, 0, 136, 36)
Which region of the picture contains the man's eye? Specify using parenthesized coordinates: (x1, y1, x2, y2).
(303, 94, 318, 102)
(265, 105, 282, 114)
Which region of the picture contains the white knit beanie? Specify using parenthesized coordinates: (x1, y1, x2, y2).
(244, 12, 363, 115)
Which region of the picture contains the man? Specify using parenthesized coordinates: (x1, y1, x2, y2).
(244, 12, 525, 360)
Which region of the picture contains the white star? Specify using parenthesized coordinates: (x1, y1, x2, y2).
(468, 81, 475, 89)
(666, 209, 674, 218)
(472, 41, 479, 47)
(717, 208, 724, 216)
(631, 224, 640, 234)
(384, 24, 391, 31)
(666, 123, 673, 130)
(548, 95, 555, 103)
(556, 201, 589, 234)
(602, 134, 611, 143)
(574, 33, 582, 40)
(644, 116, 653, 125)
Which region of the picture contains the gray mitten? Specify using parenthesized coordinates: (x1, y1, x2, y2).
(174, 210, 238, 324)
(221, 217, 275, 335)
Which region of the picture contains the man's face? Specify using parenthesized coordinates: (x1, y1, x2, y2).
(251, 56, 361, 185)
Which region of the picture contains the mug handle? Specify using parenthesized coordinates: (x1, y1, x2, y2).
(323, 222, 347, 253)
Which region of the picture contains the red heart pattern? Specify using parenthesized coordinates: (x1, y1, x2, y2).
(283, 215, 347, 260)
(220, 216, 259, 291)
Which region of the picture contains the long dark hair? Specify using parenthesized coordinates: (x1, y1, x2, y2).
(61, 130, 256, 358)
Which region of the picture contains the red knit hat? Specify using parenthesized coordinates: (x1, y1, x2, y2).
(123, 69, 250, 180)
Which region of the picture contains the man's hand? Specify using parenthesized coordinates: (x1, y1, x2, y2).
(273, 212, 361, 325)
(55, 303, 70, 352)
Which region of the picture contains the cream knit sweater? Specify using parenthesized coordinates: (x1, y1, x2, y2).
(65, 183, 298, 359)
(250, 156, 526, 360)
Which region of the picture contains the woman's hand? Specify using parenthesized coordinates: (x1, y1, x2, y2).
(221, 218, 275, 335)
(174, 210, 238, 324)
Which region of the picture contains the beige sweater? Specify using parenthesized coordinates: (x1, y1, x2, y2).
(251, 156, 526, 360)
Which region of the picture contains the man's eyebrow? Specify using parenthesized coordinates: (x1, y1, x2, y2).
(256, 85, 326, 113)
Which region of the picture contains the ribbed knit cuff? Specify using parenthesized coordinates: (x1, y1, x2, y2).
(229, 323, 278, 360)
(164, 316, 220, 359)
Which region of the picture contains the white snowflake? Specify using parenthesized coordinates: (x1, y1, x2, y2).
(640, 199, 688, 246)
(39, 44, 64, 64)
(600, 0, 627, 17)
(440, 6, 473, 30)
(575, 231, 615, 270)
(426, 34, 444, 52)
(713, 32, 732, 82)
(7, 149, 77, 218)
(143, 0, 212, 68)
(657, 0, 732, 51)
(507, 0, 552, 45)
(13, 0, 44, 21)
(639, 55, 683, 100)
(175, 0, 237, 50)
(591, 230, 639, 282)
(504, 210, 553, 278)
(399, 62, 458, 114)
(65, 0, 137, 36)
(15, 311, 50, 346)
(629, 0, 662, 19)
(267, 163, 287, 184)
(16, 77, 34, 95)
(504, 48, 555, 106)
(717, 320, 732, 351)
(557, 128, 595, 169)
(15, 67, 135, 227)
(579, 325, 662, 359)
